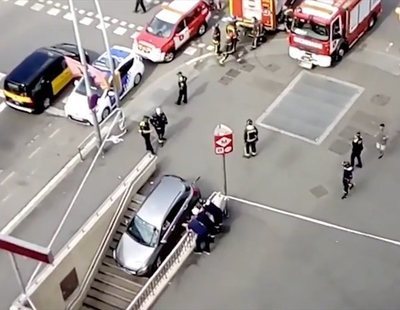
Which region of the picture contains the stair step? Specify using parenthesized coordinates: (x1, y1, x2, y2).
(110, 240, 118, 250)
(95, 272, 142, 293)
(131, 193, 146, 204)
(116, 226, 127, 235)
(83, 296, 117, 310)
(92, 279, 137, 302)
(86, 288, 128, 310)
(99, 264, 147, 287)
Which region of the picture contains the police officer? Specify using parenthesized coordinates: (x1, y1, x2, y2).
(212, 23, 221, 55)
(350, 132, 363, 168)
(134, 0, 146, 13)
(150, 107, 168, 146)
(176, 71, 188, 105)
(244, 119, 258, 158)
(341, 161, 354, 199)
(251, 17, 263, 49)
(138, 116, 155, 155)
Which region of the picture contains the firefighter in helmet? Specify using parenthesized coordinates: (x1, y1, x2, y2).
(212, 23, 221, 56)
(283, 6, 294, 32)
(243, 119, 259, 158)
(251, 17, 263, 49)
(219, 32, 241, 65)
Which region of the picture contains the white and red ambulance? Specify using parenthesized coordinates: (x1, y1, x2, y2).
(288, 0, 382, 68)
(133, 0, 211, 63)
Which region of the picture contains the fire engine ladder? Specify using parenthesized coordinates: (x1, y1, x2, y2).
(81, 194, 148, 310)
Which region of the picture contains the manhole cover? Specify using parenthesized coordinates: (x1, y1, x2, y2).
(328, 139, 351, 155)
(219, 76, 233, 85)
(240, 62, 255, 72)
(226, 68, 241, 78)
(370, 94, 390, 106)
(310, 185, 328, 198)
(256, 71, 364, 144)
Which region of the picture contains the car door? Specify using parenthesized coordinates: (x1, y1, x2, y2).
(185, 9, 199, 36)
(161, 195, 189, 245)
(50, 58, 72, 96)
(117, 58, 135, 97)
(173, 19, 190, 50)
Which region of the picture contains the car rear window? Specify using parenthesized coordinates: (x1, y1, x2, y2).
(4, 80, 26, 94)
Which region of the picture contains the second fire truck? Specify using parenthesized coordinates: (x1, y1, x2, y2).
(288, 0, 382, 68)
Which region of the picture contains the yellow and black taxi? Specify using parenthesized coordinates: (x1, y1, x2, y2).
(3, 43, 90, 113)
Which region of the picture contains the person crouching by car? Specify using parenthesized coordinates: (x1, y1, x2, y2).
(200, 198, 223, 231)
(192, 205, 219, 237)
(187, 214, 211, 255)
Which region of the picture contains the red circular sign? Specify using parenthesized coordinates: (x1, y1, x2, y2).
(214, 124, 233, 155)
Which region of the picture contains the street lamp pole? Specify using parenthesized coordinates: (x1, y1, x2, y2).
(68, 0, 103, 147)
(93, 0, 121, 108)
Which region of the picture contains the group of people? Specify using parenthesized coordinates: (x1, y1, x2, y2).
(341, 124, 388, 199)
(185, 198, 226, 255)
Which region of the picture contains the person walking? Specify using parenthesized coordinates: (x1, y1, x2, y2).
(376, 123, 388, 159)
(243, 119, 259, 158)
(212, 23, 221, 56)
(150, 107, 168, 146)
(138, 116, 155, 155)
(176, 71, 188, 105)
(350, 132, 363, 168)
(251, 17, 263, 49)
(341, 161, 354, 199)
(134, 0, 146, 13)
(187, 215, 211, 254)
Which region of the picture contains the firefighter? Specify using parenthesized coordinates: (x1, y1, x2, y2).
(150, 107, 168, 146)
(138, 116, 155, 155)
(341, 161, 354, 199)
(283, 7, 294, 32)
(212, 23, 221, 56)
(176, 71, 188, 105)
(226, 17, 239, 50)
(243, 119, 258, 158)
(251, 17, 263, 49)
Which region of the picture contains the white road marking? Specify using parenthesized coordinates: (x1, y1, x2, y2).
(78, 9, 85, 14)
(136, 25, 143, 31)
(103, 16, 111, 21)
(128, 23, 135, 29)
(197, 43, 206, 48)
(120, 21, 127, 26)
(0, 102, 6, 112)
(183, 46, 197, 56)
(28, 146, 42, 159)
(46, 0, 52, 4)
(154, 0, 160, 3)
(46, 106, 65, 117)
(111, 18, 118, 24)
(49, 128, 61, 139)
(96, 22, 110, 30)
(61, 4, 68, 9)
(0, 171, 15, 186)
(15, 0, 28, 6)
(80, 16, 93, 26)
(113, 27, 127, 36)
(185, 52, 213, 65)
(47, 8, 61, 16)
(86, 11, 94, 17)
(131, 32, 140, 39)
(0, 169, 3, 176)
(54, 2, 60, 7)
(2, 193, 12, 203)
(63, 12, 73, 20)
(229, 196, 400, 248)
(206, 45, 214, 51)
(31, 3, 44, 11)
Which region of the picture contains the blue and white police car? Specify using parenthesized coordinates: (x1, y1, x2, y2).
(64, 45, 144, 125)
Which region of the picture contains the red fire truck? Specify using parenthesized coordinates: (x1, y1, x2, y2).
(288, 0, 382, 68)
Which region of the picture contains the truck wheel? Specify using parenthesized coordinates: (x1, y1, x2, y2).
(197, 23, 207, 36)
(43, 98, 51, 109)
(164, 51, 175, 63)
(368, 16, 377, 30)
(335, 45, 346, 63)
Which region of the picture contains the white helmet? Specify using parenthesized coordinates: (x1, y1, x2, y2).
(155, 107, 162, 115)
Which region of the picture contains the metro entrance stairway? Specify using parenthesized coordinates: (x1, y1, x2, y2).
(81, 195, 148, 310)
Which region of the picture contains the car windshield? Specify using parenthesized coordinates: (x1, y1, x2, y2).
(127, 215, 159, 248)
(292, 18, 329, 41)
(146, 17, 174, 38)
(75, 78, 104, 97)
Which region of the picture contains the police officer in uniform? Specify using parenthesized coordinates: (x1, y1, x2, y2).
(134, 0, 146, 13)
(251, 17, 263, 49)
(341, 161, 354, 199)
(176, 71, 188, 105)
(150, 107, 168, 146)
(350, 132, 363, 168)
(243, 119, 259, 158)
(212, 23, 221, 55)
(138, 116, 155, 155)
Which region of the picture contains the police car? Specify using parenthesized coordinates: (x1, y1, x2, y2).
(133, 0, 211, 63)
(64, 45, 144, 125)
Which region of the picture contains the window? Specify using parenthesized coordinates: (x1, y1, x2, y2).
(349, 5, 359, 33)
(175, 20, 186, 34)
(119, 59, 134, 77)
(127, 215, 159, 248)
(359, 0, 370, 22)
(146, 17, 175, 38)
(331, 17, 341, 37)
(370, 0, 380, 8)
(292, 18, 329, 41)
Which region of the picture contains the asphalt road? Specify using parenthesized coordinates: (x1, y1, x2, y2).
(0, 0, 219, 228)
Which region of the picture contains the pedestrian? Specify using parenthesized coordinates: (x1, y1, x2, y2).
(350, 132, 363, 168)
(202, 199, 223, 229)
(251, 17, 263, 49)
(138, 115, 155, 155)
(375, 123, 388, 159)
(192, 206, 219, 237)
(212, 23, 221, 56)
(176, 71, 188, 105)
(134, 0, 146, 13)
(243, 119, 258, 158)
(187, 215, 211, 255)
(341, 161, 354, 199)
(150, 107, 168, 146)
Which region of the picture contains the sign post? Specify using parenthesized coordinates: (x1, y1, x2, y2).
(0, 234, 54, 309)
(214, 124, 233, 195)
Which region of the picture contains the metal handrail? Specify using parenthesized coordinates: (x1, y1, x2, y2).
(127, 231, 196, 310)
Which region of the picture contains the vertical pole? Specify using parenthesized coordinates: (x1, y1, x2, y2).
(10, 253, 37, 310)
(93, 0, 120, 108)
(69, 0, 103, 147)
(222, 154, 227, 195)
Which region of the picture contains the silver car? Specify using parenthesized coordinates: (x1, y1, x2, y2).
(114, 175, 201, 276)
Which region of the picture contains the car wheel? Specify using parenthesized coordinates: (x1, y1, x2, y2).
(164, 51, 175, 63)
(101, 107, 110, 121)
(368, 15, 377, 30)
(197, 23, 207, 36)
(134, 73, 142, 86)
(334, 45, 346, 63)
(155, 256, 162, 269)
(43, 98, 51, 109)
